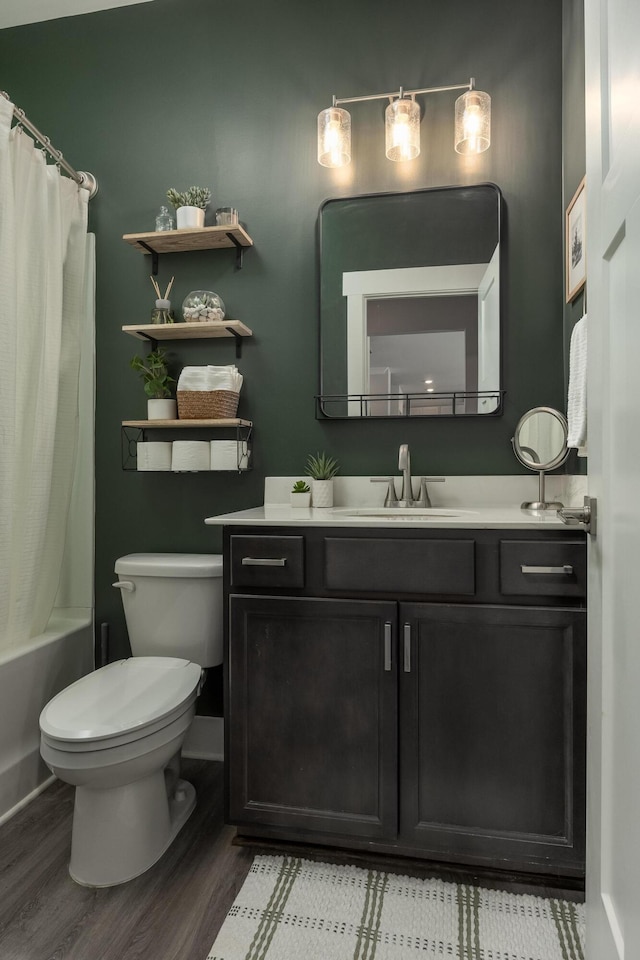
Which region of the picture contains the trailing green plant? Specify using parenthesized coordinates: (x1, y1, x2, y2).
(130, 348, 175, 399)
(291, 480, 311, 493)
(166, 186, 212, 210)
(305, 451, 339, 480)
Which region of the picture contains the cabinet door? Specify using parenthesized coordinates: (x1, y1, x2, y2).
(227, 595, 398, 838)
(399, 603, 586, 873)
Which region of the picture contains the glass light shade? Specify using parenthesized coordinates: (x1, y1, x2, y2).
(385, 98, 420, 162)
(317, 107, 351, 167)
(455, 89, 491, 154)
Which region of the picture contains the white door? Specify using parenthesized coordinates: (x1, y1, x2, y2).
(477, 245, 500, 413)
(584, 1, 640, 957)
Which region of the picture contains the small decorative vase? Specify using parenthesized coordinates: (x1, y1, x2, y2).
(151, 298, 174, 324)
(147, 398, 177, 420)
(176, 206, 205, 229)
(311, 479, 334, 508)
(290, 491, 311, 508)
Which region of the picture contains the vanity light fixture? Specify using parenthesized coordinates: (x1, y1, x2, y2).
(424, 379, 433, 384)
(317, 78, 490, 168)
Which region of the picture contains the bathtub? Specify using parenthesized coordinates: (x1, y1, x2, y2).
(0, 610, 94, 825)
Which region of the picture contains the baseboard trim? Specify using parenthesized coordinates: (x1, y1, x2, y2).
(183, 715, 224, 761)
(0, 774, 56, 828)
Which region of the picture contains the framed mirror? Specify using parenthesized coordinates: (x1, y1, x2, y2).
(318, 183, 502, 418)
(512, 406, 569, 511)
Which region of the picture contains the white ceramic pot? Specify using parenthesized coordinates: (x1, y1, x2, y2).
(147, 398, 177, 420)
(176, 206, 205, 229)
(290, 491, 311, 508)
(311, 479, 334, 508)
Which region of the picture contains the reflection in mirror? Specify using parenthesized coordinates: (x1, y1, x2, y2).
(319, 184, 502, 418)
(512, 407, 569, 511)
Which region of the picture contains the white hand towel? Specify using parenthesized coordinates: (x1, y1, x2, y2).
(567, 314, 587, 454)
(177, 367, 215, 391)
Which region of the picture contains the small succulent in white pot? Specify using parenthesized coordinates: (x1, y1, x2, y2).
(305, 452, 339, 508)
(166, 186, 212, 229)
(290, 480, 311, 508)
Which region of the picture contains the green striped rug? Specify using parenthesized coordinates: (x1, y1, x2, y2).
(206, 855, 584, 960)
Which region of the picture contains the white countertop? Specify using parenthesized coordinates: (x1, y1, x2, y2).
(204, 504, 577, 529)
(204, 475, 588, 530)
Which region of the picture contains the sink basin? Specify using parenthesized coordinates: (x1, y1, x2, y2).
(332, 507, 476, 520)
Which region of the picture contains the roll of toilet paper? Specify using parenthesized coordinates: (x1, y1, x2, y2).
(136, 442, 172, 471)
(171, 441, 211, 472)
(210, 440, 250, 471)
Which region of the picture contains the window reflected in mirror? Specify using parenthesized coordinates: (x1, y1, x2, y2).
(319, 184, 503, 419)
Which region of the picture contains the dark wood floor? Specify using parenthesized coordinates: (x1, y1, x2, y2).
(0, 760, 584, 960)
(0, 761, 253, 960)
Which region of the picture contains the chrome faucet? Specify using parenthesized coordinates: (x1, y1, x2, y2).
(370, 444, 446, 508)
(397, 443, 414, 507)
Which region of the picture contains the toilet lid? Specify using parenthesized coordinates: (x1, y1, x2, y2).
(39, 658, 202, 742)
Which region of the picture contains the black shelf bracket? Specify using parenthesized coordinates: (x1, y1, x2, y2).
(226, 232, 244, 269)
(138, 240, 159, 276)
(225, 325, 244, 358)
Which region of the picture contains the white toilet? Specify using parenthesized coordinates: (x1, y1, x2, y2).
(39, 553, 223, 887)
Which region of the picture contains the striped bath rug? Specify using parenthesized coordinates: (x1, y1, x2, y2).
(206, 854, 584, 960)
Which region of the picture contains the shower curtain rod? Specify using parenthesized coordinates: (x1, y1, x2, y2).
(1, 91, 98, 198)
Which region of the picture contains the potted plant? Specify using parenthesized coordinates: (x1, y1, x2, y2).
(130, 348, 177, 420)
(290, 480, 311, 508)
(305, 451, 339, 507)
(166, 185, 212, 229)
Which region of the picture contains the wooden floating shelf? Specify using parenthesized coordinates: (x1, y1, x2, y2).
(122, 224, 253, 255)
(122, 320, 252, 341)
(122, 419, 252, 428)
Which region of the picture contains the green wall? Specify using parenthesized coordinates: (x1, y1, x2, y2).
(0, 0, 564, 708)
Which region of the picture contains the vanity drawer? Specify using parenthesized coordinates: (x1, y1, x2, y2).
(230, 536, 305, 588)
(499, 539, 586, 598)
(324, 537, 475, 596)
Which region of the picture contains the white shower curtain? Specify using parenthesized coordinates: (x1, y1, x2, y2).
(0, 95, 92, 652)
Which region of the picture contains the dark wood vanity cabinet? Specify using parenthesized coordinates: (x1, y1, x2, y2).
(227, 595, 398, 838)
(224, 526, 587, 878)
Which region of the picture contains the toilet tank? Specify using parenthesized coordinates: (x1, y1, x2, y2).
(114, 554, 224, 667)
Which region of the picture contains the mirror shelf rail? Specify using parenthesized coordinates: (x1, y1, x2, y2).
(316, 390, 505, 419)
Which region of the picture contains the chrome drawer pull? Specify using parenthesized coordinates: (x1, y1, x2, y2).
(521, 564, 573, 575)
(384, 622, 392, 672)
(241, 557, 287, 567)
(403, 623, 411, 673)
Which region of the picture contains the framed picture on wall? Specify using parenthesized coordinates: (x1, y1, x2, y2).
(566, 176, 586, 302)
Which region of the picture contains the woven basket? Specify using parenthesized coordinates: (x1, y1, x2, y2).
(177, 389, 239, 420)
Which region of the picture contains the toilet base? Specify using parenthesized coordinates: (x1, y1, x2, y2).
(69, 774, 196, 887)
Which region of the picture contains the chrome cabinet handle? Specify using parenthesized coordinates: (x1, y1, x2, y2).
(403, 623, 411, 673)
(521, 564, 573, 575)
(384, 622, 392, 671)
(241, 557, 286, 566)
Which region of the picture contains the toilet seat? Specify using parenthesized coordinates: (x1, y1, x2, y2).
(40, 657, 203, 750)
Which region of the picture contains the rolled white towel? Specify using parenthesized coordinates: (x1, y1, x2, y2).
(210, 440, 250, 470)
(171, 441, 211, 472)
(137, 442, 172, 471)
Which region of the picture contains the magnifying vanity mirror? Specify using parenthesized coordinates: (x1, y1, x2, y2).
(318, 183, 502, 418)
(512, 406, 569, 511)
